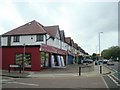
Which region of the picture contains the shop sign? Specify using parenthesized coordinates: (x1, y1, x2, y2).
(68, 50, 72, 54)
(41, 44, 67, 55)
(77, 52, 80, 54)
(96, 54, 100, 56)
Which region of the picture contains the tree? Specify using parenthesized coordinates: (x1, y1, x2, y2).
(91, 53, 97, 61)
(101, 46, 120, 61)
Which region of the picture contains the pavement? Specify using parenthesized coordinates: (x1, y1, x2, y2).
(1, 63, 114, 78)
(1, 63, 119, 89)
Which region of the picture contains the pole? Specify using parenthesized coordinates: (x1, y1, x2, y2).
(100, 66, 102, 74)
(99, 33, 100, 55)
(23, 43, 26, 73)
(98, 32, 103, 59)
(8, 65, 10, 73)
(79, 67, 81, 76)
(19, 65, 21, 73)
(96, 45, 97, 54)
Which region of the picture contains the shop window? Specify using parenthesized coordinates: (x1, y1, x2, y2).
(24, 53, 31, 65)
(36, 35, 43, 42)
(50, 55, 65, 67)
(16, 53, 31, 65)
(41, 52, 49, 67)
(13, 36, 20, 42)
(16, 53, 23, 65)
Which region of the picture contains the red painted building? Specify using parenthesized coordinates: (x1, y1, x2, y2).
(1, 44, 67, 71)
(2, 46, 41, 71)
(1, 20, 67, 71)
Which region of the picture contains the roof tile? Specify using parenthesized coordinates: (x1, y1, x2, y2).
(2, 20, 47, 35)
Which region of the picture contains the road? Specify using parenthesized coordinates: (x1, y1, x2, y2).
(1, 62, 120, 89)
(103, 62, 120, 78)
(2, 76, 107, 89)
(103, 61, 120, 89)
(104, 62, 120, 72)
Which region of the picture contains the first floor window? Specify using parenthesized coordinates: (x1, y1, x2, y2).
(13, 36, 20, 42)
(36, 35, 43, 42)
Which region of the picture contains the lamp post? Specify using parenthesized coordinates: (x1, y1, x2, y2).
(99, 32, 103, 57)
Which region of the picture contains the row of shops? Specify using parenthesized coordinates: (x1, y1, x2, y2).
(1, 44, 84, 71)
(1, 20, 87, 71)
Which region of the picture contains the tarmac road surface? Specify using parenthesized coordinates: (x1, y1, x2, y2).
(2, 76, 107, 88)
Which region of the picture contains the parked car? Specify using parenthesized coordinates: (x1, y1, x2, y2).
(107, 60, 114, 65)
(83, 59, 93, 63)
(102, 59, 109, 64)
(98, 60, 103, 62)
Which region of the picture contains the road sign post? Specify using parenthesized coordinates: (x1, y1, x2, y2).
(79, 67, 81, 76)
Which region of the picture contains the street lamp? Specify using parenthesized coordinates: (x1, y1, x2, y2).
(99, 32, 103, 56)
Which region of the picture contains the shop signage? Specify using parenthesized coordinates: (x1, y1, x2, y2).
(41, 44, 67, 55)
(9, 65, 20, 68)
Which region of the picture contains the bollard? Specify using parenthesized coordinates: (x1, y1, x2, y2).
(100, 66, 102, 74)
(79, 67, 81, 76)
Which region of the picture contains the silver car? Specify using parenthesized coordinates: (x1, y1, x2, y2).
(107, 60, 114, 65)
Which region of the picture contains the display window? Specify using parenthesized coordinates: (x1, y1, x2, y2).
(16, 53, 23, 65)
(16, 53, 31, 66)
(41, 52, 49, 67)
(50, 54, 65, 67)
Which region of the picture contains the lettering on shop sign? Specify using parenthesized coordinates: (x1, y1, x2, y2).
(41, 44, 67, 55)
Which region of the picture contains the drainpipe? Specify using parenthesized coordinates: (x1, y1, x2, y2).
(45, 34, 47, 45)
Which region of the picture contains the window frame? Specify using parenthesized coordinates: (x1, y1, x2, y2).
(36, 35, 44, 42)
(13, 36, 20, 42)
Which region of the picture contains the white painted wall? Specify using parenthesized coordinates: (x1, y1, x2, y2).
(55, 29, 60, 40)
(47, 34, 61, 49)
(11, 35, 45, 46)
(47, 34, 54, 47)
(1, 37, 7, 46)
(1, 35, 46, 46)
(1, 34, 84, 56)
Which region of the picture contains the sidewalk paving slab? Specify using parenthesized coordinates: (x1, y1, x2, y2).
(1, 63, 115, 78)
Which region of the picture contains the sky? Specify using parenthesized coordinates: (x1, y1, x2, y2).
(0, 0, 118, 55)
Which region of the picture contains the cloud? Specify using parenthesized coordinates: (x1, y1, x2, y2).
(0, 1, 118, 54)
(0, 1, 25, 34)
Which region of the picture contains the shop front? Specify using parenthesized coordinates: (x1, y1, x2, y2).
(2, 46, 41, 71)
(67, 50, 75, 64)
(40, 44, 67, 68)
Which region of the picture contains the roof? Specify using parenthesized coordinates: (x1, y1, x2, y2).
(71, 39, 74, 46)
(2, 20, 47, 36)
(74, 43, 78, 49)
(44, 25, 59, 38)
(65, 37, 71, 45)
(60, 30, 65, 42)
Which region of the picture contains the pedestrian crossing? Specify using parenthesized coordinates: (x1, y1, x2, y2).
(1, 76, 16, 85)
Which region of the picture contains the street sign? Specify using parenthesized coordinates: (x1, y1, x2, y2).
(9, 65, 19, 68)
(96, 54, 100, 56)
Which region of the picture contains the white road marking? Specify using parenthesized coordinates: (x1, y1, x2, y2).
(108, 75, 118, 84)
(101, 76, 109, 88)
(111, 75, 120, 82)
(105, 65, 117, 72)
(8, 82, 39, 86)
